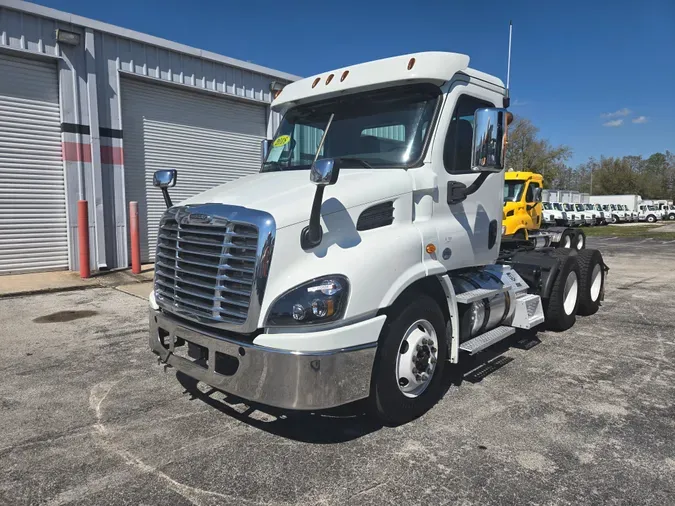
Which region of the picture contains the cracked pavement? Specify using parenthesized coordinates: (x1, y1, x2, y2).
(0, 238, 674, 505)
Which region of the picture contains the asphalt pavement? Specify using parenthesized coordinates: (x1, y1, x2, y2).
(0, 238, 674, 505)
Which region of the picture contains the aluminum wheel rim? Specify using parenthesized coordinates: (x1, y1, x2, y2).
(590, 263, 602, 301)
(396, 319, 438, 398)
(576, 234, 584, 250)
(563, 271, 579, 315)
(563, 235, 571, 248)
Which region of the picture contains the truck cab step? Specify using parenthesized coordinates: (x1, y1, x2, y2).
(459, 326, 516, 355)
(455, 286, 507, 304)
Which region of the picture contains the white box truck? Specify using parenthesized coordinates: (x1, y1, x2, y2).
(589, 196, 633, 223)
(148, 52, 607, 425)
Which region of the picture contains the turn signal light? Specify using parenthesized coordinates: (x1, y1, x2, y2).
(426, 244, 436, 254)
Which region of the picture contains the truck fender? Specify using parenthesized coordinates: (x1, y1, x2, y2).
(380, 272, 459, 364)
(437, 274, 460, 364)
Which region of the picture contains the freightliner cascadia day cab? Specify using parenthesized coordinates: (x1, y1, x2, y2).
(149, 52, 608, 425)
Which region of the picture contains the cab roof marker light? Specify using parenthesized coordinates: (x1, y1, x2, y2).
(407, 57, 416, 70)
(312, 77, 321, 88)
(340, 70, 349, 82)
(325, 73, 334, 85)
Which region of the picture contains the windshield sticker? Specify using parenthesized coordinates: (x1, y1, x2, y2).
(273, 135, 291, 148)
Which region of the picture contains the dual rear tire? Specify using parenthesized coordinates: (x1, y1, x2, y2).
(544, 248, 605, 331)
(558, 229, 585, 250)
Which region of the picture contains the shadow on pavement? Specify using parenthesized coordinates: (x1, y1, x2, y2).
(176, 371, 382, 444)
(175, 329, 543, 442)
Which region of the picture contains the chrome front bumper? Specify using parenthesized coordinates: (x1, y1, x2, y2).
(149, 310, 377, 410)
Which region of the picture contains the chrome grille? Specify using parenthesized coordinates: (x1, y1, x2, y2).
(154, 208, 261, 327)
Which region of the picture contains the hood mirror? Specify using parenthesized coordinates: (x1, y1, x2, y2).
(310, 158, 340, 186)
(471, 108, 508, 173)
(153, 169, 177, 208)
(153, 169, 177, 188)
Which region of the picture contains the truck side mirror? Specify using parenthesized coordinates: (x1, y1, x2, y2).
(153, 169, 177, 208)
(532, 187, 543, 203)
(471, 108, 508, 173)
(261, 139, 272, 162)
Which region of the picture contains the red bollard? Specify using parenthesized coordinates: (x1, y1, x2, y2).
(77, 200, 90, 279)
(129, 201, 141, 274)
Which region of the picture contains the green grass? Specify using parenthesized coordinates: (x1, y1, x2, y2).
(582, 224, 675, 240)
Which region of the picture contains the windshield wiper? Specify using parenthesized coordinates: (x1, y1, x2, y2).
(338, 157, 374, 169)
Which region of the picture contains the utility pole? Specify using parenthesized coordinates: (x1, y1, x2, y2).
(590, 166, 593, 195)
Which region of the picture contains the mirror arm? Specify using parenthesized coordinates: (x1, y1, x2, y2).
(465, 172, 490, 196)
(161, 188, 173, 209)
(301, 186, 325, 250)
(446, 172, 490, 205)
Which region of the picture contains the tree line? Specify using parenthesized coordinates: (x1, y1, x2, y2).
(505, 117, 675, 199)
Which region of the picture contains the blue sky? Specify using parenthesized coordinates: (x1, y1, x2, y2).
(35, 0, 675, 167)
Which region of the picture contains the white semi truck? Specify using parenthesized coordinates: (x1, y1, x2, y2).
(148, 52, 607, 425)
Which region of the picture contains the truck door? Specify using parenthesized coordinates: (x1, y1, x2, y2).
(426, 85, 504, 270)
(525, 181, 542, 229)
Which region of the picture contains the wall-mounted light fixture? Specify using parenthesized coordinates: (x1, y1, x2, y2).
(269, 81, 285, 99)
(55, 29, 81, 46)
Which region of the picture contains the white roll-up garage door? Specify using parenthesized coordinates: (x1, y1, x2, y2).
(121, 78, 266, 262)
(0, 55, 67, 274)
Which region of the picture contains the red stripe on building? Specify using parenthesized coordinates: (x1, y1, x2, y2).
(62, 142, 92, 163)
(100, 146, 124, 165)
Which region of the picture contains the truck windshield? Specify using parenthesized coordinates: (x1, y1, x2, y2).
(648, 205, 656, 211)
(553, 203, 563, 211)
(543, 202, 552, 210)
(574, 204, 584, 211)
(610, 205, 617, 210)
(585, 204, 593, 210)
(504, 181, 526, 202)
(262, 84, 441, 171)
(563, 203, 574, 211)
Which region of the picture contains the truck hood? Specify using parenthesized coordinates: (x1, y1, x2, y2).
(178, 169, 412, 229)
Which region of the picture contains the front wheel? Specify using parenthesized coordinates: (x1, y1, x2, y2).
(612, 215, 618, 224)
(370, 294, 448, 426)
(668, 213, 675, 221)
(647, 215, 657, 223)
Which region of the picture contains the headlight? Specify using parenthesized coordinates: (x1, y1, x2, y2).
(266, 275, 349, 327)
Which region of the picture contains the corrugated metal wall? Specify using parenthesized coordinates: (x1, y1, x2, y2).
(0, 1, 297, 273)
(121, 78, 266, 261)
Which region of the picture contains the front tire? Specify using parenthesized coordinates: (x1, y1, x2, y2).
(647, 214, 657, 223)
(370, 294, 448, 426)
(544, 250, 581, 331)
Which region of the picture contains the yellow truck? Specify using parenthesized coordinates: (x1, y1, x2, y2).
(502, 170, 585, 250)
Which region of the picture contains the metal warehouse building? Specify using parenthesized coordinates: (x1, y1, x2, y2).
(0, 0, 298, 274)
